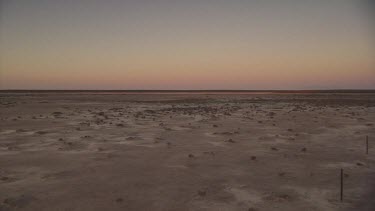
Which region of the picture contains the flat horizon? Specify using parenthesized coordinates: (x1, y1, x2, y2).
(1, 89, 375, 93)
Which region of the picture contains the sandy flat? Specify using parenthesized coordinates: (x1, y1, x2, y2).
(0, 92, 375, 211)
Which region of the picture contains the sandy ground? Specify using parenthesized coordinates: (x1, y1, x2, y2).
(1, 92, 375, 211)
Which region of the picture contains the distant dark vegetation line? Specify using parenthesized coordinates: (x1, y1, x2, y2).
(1, 89, 375, 93)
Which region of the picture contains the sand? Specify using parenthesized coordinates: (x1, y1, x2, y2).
(0, 92, 375, 211)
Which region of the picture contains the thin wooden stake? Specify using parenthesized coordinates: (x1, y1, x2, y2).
(340, 168, 343, 202)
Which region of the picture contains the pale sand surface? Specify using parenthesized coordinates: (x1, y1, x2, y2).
(1, 92, 375, 211)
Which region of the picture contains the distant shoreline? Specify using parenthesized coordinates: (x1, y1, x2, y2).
(1, 89, 375, 94)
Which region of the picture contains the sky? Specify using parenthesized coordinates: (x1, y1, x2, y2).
(0, 0, 374, 90)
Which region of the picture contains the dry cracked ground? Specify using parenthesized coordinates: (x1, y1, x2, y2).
(1, 92, 375, 211)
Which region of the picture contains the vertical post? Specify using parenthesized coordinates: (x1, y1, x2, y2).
(366, 136, 369, 155)
(340, 168, 343, 202)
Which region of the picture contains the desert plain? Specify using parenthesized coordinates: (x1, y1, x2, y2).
(0, 91, 375, 211)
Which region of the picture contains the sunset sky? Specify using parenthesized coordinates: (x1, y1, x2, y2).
(1, 0, 374, 90)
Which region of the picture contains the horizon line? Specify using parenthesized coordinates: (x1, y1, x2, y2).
(1, 89, 375, 93)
